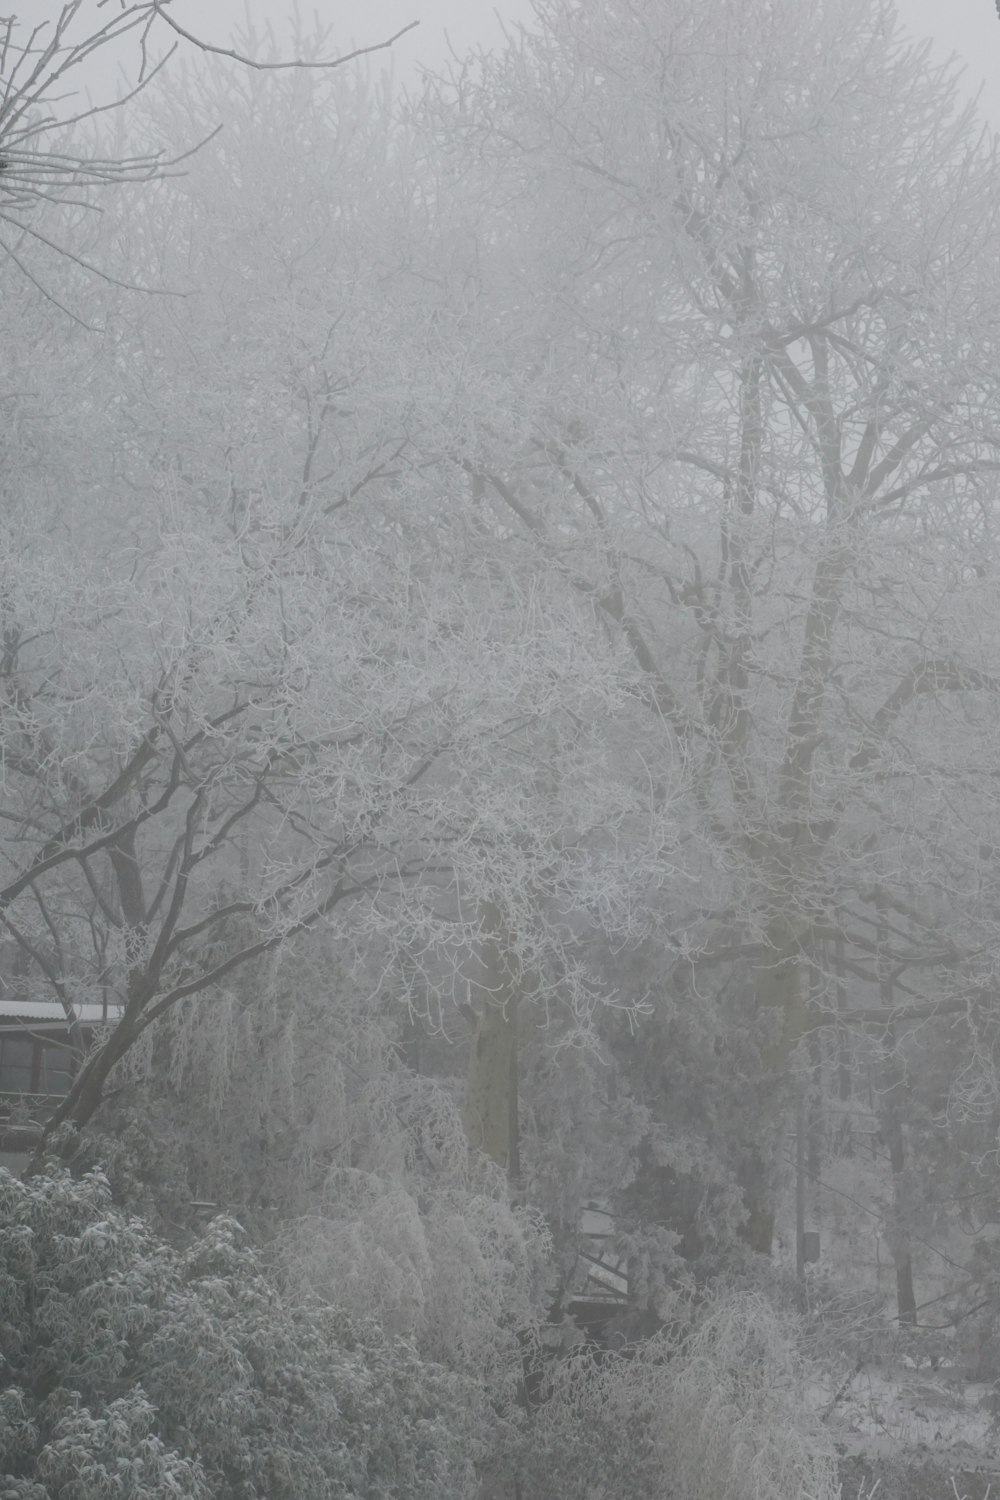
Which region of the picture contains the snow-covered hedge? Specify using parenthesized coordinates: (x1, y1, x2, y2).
(0, 1166, 483, 1500)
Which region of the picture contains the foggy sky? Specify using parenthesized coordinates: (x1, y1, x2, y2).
(29, 0, 1000, 126)
(170, 0, 1000, 121)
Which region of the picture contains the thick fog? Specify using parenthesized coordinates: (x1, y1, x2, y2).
(3, 4, 1000, 1499)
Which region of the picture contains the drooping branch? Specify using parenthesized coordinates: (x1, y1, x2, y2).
(149, 4, 419, 73)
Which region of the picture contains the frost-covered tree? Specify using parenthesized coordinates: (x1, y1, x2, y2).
(418, 0, 1000, 1246)
(0, 48, 682, 1159)
(81, 932, 552, 1418)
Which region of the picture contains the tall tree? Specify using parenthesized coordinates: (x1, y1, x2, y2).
(0, 47, 682, 1158)
(420, 0, 1000, 1245)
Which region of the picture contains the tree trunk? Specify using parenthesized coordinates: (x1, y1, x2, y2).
(740, 930, 808, 1254)
(834, 933, 854, 1155)
(880, 1046, 917, 1326)
(461, 902, 519, 1177)
(876, 894, 917, 1326)
(740, 1150, 776, 1256)
(795, 1076, 807, 1283)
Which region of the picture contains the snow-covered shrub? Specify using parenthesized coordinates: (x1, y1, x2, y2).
(0, 1165, 482, 1500)
(518, 1289, 838, 1500)
(273, 1161, 551, 1415)
(665, 1291, 837, 1500)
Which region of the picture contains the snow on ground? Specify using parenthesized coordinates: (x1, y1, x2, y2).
(806, 1360, 999, 1497)
(815, 1366, 994, 1452)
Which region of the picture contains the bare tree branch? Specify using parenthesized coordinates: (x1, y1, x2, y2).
(149, 4, 419, 73)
